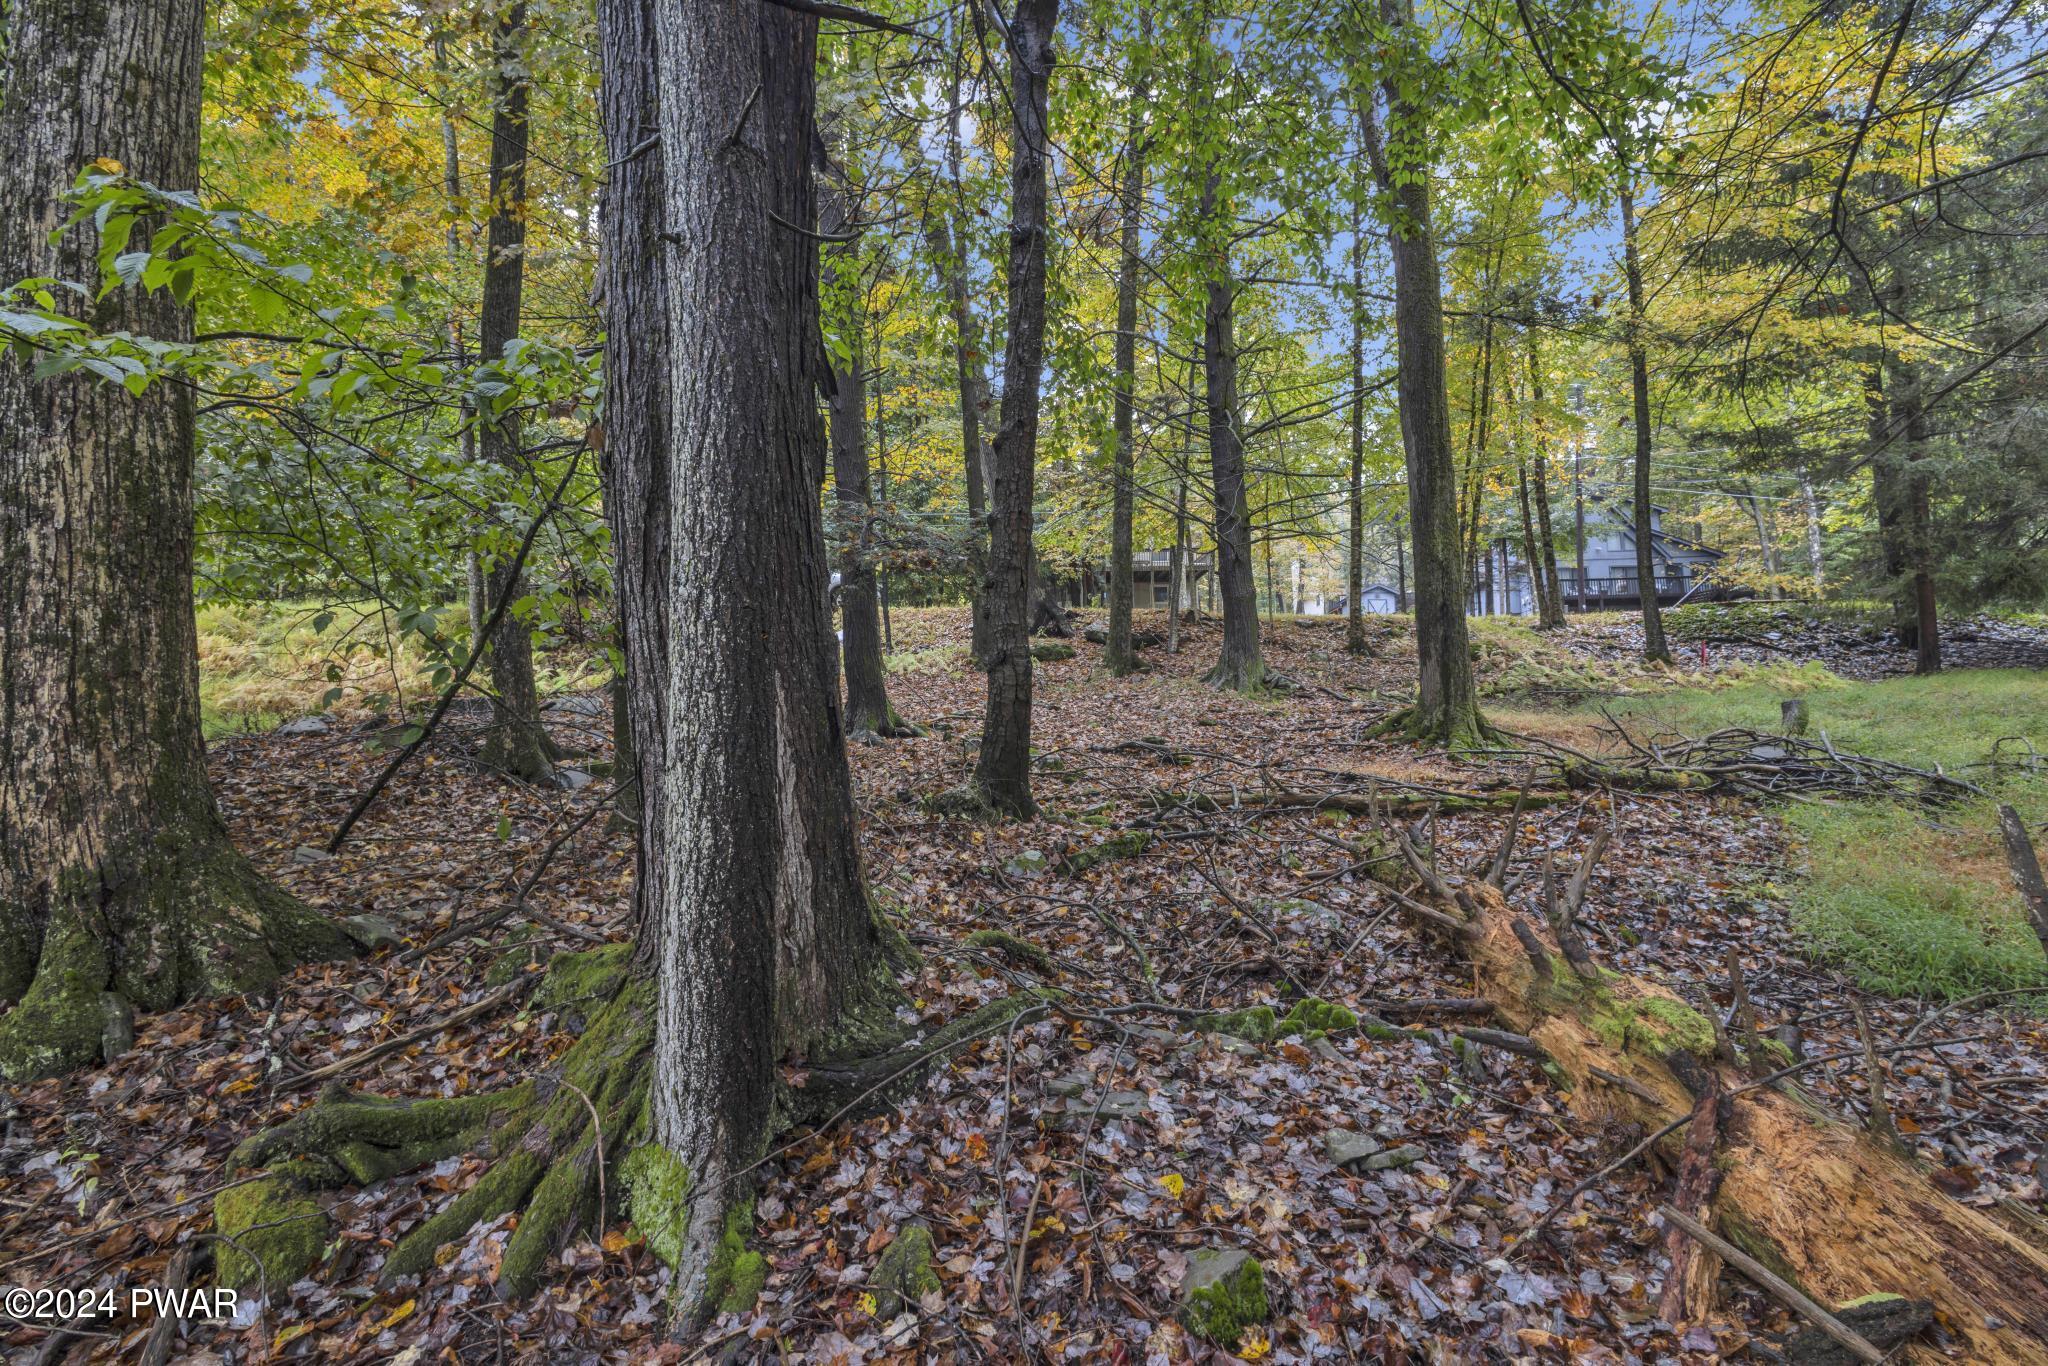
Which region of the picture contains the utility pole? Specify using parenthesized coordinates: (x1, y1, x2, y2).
(1571, 382, 1588, 613)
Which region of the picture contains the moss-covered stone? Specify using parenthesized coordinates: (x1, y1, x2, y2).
(214, 1173, 329, 1293)
(1030, 643, 1075, 662)
(964, 929, 1055, 974)
(870, 1222, 942, 1317)
(1179, 1247, 1267, 1345)
(1057, 829, 1153, 876)
(1278, 997, 1358, 1038)
(1195, 996, 1358, 1045)
(1196, 1005, 1279, 1043)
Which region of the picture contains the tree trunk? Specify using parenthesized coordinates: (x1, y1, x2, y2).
(828, 306, 907, 738)
(642, 0, 900, 1303)
(1347, 194, 1370, 655)
(1517, 462, 1542, 622)
(0, 0, 352, 1081)
(1799, 466, 1826, 595)
(972, 0, 1060, 818)
(1885, 310, 1941, 674)
(934, 27, 993, 668)
(1167, 476, 1188, 654)
(1617, 177, 1671, 663)
(596, 0, 670, 908)
(1526, 338, 1566, 627)
(1103, 38, 1149, 678)
(476, 2, 556, 781)
(1358, 86, 1484, 745)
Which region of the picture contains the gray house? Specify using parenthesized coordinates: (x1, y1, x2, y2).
(1471, 502, 1726, 615)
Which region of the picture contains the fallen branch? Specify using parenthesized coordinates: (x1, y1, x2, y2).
(1656, 1205, 1885, 1364)
(280, 976, 535, 1092)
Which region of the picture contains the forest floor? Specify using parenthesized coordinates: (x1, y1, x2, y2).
(3, 605, 2046, 1364)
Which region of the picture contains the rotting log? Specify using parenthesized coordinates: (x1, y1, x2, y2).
(1374, 822, 2048, 1364)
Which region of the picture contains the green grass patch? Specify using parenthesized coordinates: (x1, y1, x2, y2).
(1587, 669, 2048, 1000)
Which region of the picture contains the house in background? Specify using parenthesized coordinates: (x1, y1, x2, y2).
(1128, 547, 1213, 610)
(1469, 501, 1728, 616)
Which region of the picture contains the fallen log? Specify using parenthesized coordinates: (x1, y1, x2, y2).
(1370, 818, 2048, 1364)
(1151, 784, 1568, 818)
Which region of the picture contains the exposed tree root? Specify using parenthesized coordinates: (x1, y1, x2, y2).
(0, 837, 356, 1081)
(1369, 814, 2048, 1364)
(1364, 703, 1498, 751)
(847, 705, 927, 744)
(1204, 652, 1266, 695)
(223, 942, 1038, 1317)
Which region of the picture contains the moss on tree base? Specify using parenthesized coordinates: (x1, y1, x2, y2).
(0, 833, 355, 1082)
(1364, 702, 1497, 751)
(226, 940, 1039, 1320)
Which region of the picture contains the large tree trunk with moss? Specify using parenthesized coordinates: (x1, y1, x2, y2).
(1616, 178, 1671, 664)
(476, 1, 556, 782)
(1377, 829, 2048, 1364)
(1358, 88, 1484, 746)
(973, 0, 1060, 818)
(0, 0, 353, 1082)
(216, 0, 921, 1316)
(1103, 45, 1149, 678)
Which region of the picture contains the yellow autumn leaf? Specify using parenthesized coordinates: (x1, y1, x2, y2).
(1157, 1172, 1185, 1199)
(273, 1322, 317, 1351)
(858, 1291, 878, 1316)
(1238, 1327, 1273, 1359)
(92, 157, 124, 174)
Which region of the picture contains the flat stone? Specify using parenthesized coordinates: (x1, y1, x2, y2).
(556, 766, 595, 791)
(342, 914, 404, 951)
(275, 715, 332, 736)
(1355, 1143, 1425, 1171)
(290, 845, 331, 865)
(1004, 849, 1050, 878)
(1323, 1129, 1383, 1169)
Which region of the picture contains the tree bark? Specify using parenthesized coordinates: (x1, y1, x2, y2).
(1799, 466, 1826, 595)
(972, 0, 1060, 818)
(1103, 36, 1150, 678)
(1616, 176, 1671, 662)
(1884, 297, 1941, 673)
(828, 303, 907, 738)
(0, 0, 353, 1081)
(932, 25, 993, 668)
(476, 2, 556, 781)
(1526, 338, 1566, 627)
(596, 0, 670, 902)
(641, 0, 900, 1304)
(1347, 192, 1370, 655)
(1357, 65, 1485, 745)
